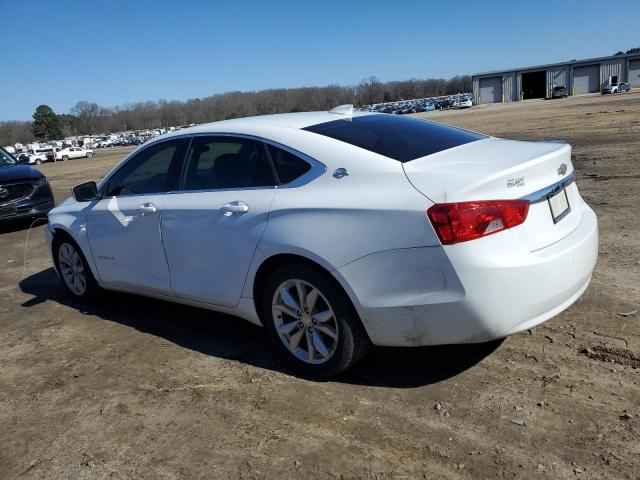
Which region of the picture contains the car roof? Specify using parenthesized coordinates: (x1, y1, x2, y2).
(164, 110, 376, 137)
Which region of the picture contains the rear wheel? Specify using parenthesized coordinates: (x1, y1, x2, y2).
(62, 155, 69, 161)
(86, 152, 94, 158)
(53, 235, 98, 299)
(261, 264, 369, 377)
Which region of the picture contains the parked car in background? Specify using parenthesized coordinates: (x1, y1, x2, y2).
(57, 146, 95, 160)
(29, 147, 55, 163)
(421, 104, 435, 112)
(453, 98, 473, 108)
(47, 108, 598, 376)
(601, 82, 631, 94)
(15, 153, 35, 165)
(95, 139, 113, 148)
(26, 152, 48, 165)
(551, 85, 568, 98)
(0, 147, 55, 222)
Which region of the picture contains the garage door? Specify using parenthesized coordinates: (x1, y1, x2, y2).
(479, 76, 502, 104)
(573, 65, 600, 94)
(629, 59, 640, 88)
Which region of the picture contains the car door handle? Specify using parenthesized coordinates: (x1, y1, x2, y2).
(138, 203, 157, 214)
(220, 201, 249, 216)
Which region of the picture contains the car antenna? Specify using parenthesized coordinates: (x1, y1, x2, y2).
(329, 104, 354, 115)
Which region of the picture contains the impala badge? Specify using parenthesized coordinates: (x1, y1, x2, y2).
(558, 163, 567, 176)
(0, 187, 8, 199)
(507, 177, 525, 188)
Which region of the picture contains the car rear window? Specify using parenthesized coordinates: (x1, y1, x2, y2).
(303, 114, 486, 162)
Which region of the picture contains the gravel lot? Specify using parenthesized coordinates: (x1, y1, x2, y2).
(1, 93, 639, 479)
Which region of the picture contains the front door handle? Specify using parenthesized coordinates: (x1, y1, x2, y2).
(220, 201, 249, 216)
(138, 203, 157, 214)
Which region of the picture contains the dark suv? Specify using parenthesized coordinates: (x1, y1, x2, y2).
(551, 85, 568, 98)
(0, 147, 55, 223)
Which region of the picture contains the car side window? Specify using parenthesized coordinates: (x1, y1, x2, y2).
(183, 137, 276, 190)
(107, 139, 186, 196)
(266, 144, 311, 184)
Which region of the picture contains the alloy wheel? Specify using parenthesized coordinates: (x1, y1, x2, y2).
(272, 279, 338, 364)
(58, 242, 87, 296)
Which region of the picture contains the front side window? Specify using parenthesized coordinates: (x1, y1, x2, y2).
(183, 137, 275, 190)
(107, 138, 186, 196)
(267, 145, 311, 184)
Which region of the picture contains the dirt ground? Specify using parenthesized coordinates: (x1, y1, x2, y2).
(1, 93, 639, 479)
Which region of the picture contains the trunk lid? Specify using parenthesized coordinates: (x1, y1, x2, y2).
(403, 137, 583, 251)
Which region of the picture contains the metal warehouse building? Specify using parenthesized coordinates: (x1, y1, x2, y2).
(472, 53, 640, 104)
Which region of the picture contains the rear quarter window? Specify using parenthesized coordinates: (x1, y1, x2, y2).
(266, 144, 311, 184)
(303, 114, 485, 162)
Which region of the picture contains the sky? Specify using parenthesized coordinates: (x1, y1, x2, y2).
(1, 0, 639, 120)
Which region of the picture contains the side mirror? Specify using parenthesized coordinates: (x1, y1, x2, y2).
(72, 181, 99, 202)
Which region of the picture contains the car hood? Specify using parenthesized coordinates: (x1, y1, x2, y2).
(0, 164, 43, 182)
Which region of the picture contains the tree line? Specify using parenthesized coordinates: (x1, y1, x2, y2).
(0, 75, 471, 146)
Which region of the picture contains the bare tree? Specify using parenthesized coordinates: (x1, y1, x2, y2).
(70, 101, 100, 135)
(1, 74, 472, 144)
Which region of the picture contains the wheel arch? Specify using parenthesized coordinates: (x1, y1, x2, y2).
(251, 253, 366, 334)
(50, 225, 101, 282)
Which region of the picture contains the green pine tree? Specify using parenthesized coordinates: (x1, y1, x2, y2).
(32, 105, 62, 140)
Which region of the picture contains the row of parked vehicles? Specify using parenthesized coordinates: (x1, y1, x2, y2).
(93, 135, 150, 148)
(359, 94, 474, 115)
(14, 146, 95, 165)
(7, 133, 158, 165)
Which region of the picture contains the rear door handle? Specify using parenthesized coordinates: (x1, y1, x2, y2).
(138, 203, 157, 214)
(220, 201, 249, 216)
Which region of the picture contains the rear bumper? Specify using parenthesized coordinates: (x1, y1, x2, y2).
(337, 202, 598, 346)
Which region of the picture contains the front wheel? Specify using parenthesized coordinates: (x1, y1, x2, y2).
(53, 236, 98, 299)
(35, 159, 42, 165)
(86, 152, 93, 158)
(261, 264, 370, 377)
(62, 155, 69, 161)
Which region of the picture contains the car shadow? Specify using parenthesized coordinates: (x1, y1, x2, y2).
(0, 217, 48, 234)
(19, 268, 501, 388)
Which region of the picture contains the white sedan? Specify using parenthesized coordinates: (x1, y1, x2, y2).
(57, 146, 94, 161)
(45, 106, 598, 376)
(454, 98, 473, 108)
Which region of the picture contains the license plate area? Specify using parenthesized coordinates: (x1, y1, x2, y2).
(548, 188, 570, 223)
(0, 204, 17, 218)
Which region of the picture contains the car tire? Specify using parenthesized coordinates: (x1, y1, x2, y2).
(53, 234, 99, 300)
(35, 159, 42, 165)
(261, 263, 370, 377)
(86, 152, 93, 158)
(62, 155, 69, 161)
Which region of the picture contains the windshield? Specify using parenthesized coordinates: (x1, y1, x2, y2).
(0, 147, 18, 167)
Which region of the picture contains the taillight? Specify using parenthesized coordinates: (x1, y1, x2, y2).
(427, 200, 529, 245)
